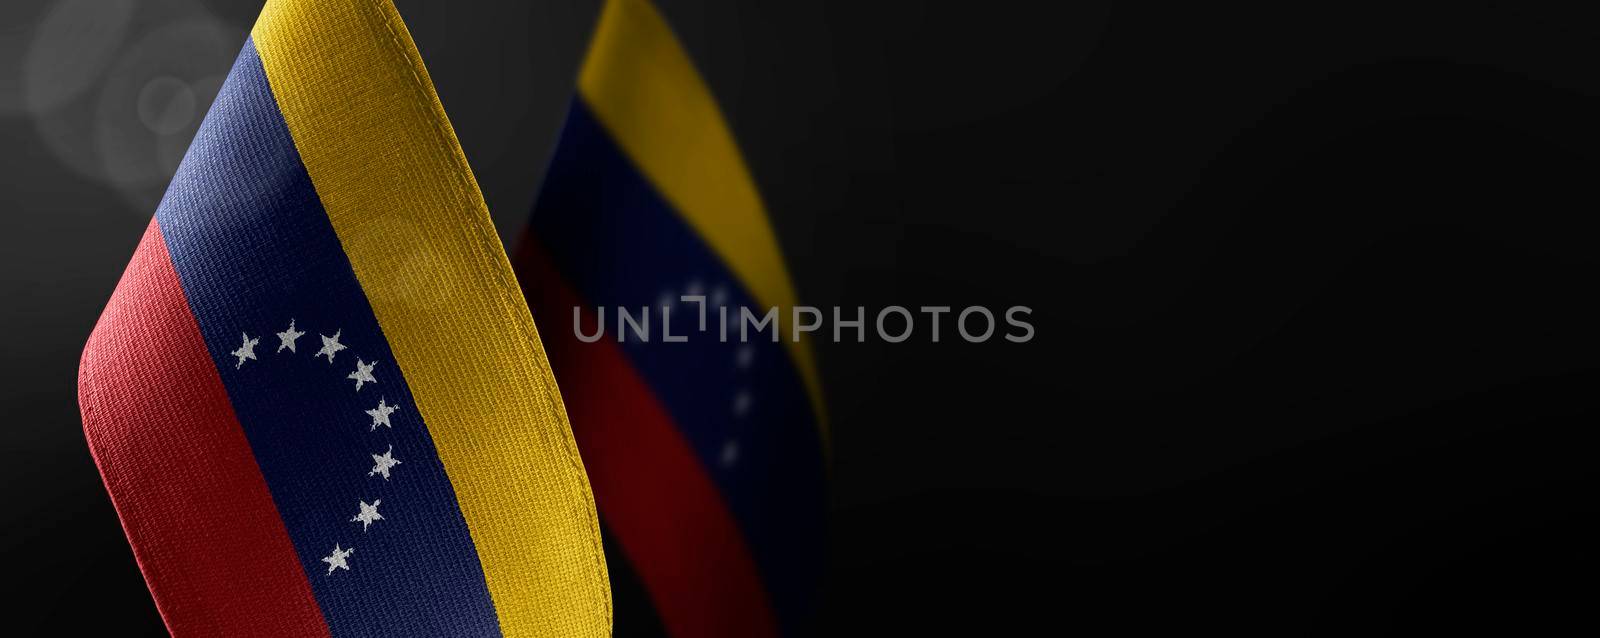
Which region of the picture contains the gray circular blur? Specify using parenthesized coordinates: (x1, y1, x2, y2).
(21, 0, 136, 114)
(0, 1, 55, 115)
(19, 0, 241, 214)
(136, 76, 197, 136)
(93, 20, 239, 210)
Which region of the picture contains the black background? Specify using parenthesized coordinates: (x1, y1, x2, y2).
(4, 0, 1600, 634)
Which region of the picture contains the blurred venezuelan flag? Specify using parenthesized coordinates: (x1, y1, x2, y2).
(511, 0, 828, 636)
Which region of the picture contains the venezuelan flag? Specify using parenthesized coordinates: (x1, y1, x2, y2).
(76, 1, 609, 635)
(513, 1, 827, 636)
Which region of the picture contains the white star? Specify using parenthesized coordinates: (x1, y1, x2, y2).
(720, 439, 739, 467)
(711, 285, 729, 307)
(231, 333, 259, 369)
(735, 344, 756, 369)
(276, 319, 305, 353)
(732, 390, 753, 417)
(351, 499, 383, 532)
(315, 329, 346, 364)
(347, 358, 377, 391)
(321, 543, 354, 574)
(366, 397, 398, 430)
(369, 445, 402, 480)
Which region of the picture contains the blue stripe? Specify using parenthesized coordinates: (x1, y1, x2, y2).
(153, 39, 502, 638)
(528, 99, 826, 630)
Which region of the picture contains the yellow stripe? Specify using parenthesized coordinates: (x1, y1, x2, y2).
(251, 1, 610, 635)
(577, 0, 829, 442)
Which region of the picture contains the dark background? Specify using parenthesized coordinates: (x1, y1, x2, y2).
(4, 0, 1600, 634)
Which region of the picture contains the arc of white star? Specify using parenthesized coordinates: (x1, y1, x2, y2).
(231, 333, 259, 369)
(732, 390, 753, 417)
(351, 499, 383, 532)
(366, 397, 398, 431)
(369, 445, 402, 480)
(348, 358, 378, 391)
(322, 543, 354, 574)
(276, 319, 306, 353)
(316, 329, 346, 364)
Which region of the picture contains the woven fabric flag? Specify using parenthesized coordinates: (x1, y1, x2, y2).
(512, 1, 828, 636)
(76, 0, 610, 635)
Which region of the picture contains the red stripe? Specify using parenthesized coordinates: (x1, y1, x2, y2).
(516, 237, 779, 638)
(78, 221, 330, 637)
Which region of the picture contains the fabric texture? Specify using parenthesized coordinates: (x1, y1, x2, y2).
(251, 1, 611, 633)
(78, 1, 610, 635)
